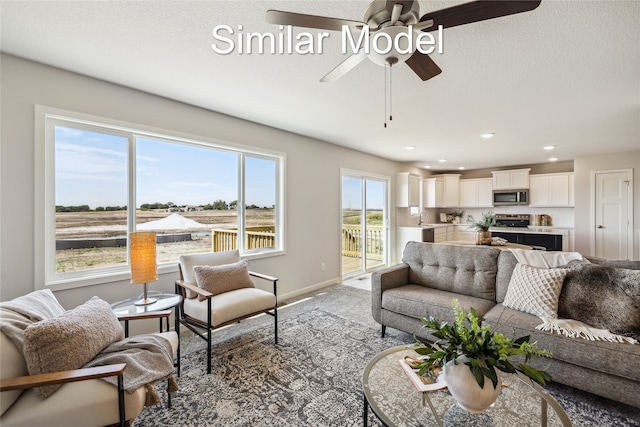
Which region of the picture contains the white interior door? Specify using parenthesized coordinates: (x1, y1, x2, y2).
(593, 170, 633, 259)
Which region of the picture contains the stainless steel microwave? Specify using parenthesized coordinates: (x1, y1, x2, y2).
(492, 189, 529, 206)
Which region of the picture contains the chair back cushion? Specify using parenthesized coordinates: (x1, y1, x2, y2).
(179, 250, 241, 299)
(193, 259, 255, 301)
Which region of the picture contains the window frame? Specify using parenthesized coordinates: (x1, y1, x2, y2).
(35, 105, 286, 291)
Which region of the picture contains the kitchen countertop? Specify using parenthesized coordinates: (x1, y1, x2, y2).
(399, 224, 573, 235)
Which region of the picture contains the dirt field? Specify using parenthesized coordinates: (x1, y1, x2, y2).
(55, 209, 274, 273)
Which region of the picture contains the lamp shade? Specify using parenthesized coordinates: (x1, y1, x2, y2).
(129, 231, 158, 284)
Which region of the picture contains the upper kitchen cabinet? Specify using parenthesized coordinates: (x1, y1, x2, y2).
(491, 168, 531, 189)
(423, 174, 460, 208)
(396, 172, 421, 207)
(529, 172, 574, 207)
(459, 178, 493, 207)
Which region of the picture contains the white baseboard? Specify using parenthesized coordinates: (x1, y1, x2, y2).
(278, 277, 341, 302)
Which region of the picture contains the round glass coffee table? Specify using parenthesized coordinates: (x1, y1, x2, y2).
(363, 345, 572, 427)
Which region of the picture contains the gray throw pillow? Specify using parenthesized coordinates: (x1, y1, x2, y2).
(23, 296, 124, 398)
(558, 262, 640, 338)
(193, 259, 255, 301)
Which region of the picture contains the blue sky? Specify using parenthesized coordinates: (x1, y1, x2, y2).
(341, 176, 385, 211)
(55, 126, 276, 208)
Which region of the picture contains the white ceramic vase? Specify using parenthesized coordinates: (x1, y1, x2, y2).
(443, 356, 501, 413)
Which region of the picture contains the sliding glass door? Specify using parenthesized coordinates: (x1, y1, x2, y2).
(341, 172, 388, 278)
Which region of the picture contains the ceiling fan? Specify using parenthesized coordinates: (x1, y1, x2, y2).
(266, 0, 541, 82)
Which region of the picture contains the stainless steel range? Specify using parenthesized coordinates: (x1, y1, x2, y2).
(492, 214, 563, 251)
(494, 214, 530, 228)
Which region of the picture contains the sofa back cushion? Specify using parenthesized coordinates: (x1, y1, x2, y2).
(402, 242, 499, 301)
(496, 251, 518, 303)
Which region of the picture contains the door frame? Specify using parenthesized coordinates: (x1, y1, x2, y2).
(589, 168, 634, 258)
(340, 168, 391, 278)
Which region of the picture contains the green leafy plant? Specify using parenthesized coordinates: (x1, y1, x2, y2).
(452, 210, 465, 218)
(466, 211, 496, 231)
(414, 300, 552, 389)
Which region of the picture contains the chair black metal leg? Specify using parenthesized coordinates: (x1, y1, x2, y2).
(381, 325, 386, 338)
(175, 306, 181, 377)
(274, 307, 278, 344)
(207, 299, 212, 374)
(117, 373, 125, 427)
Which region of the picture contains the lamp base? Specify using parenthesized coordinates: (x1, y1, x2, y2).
(134, 297, 158, 306)
(134, 282, 158, 306)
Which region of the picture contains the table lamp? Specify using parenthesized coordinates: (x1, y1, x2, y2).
(129, 231, 158, 306)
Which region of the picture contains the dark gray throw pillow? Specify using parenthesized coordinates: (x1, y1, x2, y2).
(558, 262, 640, 338)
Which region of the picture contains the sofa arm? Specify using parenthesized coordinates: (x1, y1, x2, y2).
(371, 263, 410, 324)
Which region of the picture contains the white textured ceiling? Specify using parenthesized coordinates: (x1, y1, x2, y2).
(2, 1, 639, 171)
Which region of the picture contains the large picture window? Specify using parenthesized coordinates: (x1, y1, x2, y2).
(38, 108, 284, 288)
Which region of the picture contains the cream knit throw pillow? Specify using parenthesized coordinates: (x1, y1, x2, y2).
(503, 263, 568, 319)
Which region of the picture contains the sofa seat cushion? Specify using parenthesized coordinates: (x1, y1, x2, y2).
(183, 287, 276, 327)
(402, 242, 499, 301)
(0, 377, 146, 427)
(484, 304, 640, 382)
(381, 284, 496, 325)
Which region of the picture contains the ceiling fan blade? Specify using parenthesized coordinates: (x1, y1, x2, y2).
(413, 19, 434, 31)
(405, 51, 442, 81)
(320, 50, 367, 83)
(417, 1, 541, 30)
(389, 4, 403, 26)
(266, 10, 364, 32)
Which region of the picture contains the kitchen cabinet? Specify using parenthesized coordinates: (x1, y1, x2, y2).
(491, 168, 530, 190)
(454, 225, 476, 242)
(433, 225, 455, 243)
(529, 173, 574, 207)
(396, 227, 435, 261)
(396, 172, 421, 207)
(459, 178, 493, 207)
(423, 174, 460, 208)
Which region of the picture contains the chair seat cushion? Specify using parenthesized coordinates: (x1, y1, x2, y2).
(0, 377, 146, 427)
(183, 288, 276, 327)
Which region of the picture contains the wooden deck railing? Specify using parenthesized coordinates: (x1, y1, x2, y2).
(212, 227, 276, 252)
(212, 225, 384, 260)
(341, 225, 384, 260)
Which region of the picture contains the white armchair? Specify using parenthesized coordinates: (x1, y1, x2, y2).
(175, 250, 278, 373)
(0, 290, 178, 427)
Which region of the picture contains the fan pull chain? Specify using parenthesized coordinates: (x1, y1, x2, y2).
(389, 62, 393, 123)
(384, 64, 388, 128)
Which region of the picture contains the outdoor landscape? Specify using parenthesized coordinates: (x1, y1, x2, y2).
(55, 208, 275, 273)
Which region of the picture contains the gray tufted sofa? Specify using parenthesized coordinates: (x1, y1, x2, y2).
(372, 241, 640, 408)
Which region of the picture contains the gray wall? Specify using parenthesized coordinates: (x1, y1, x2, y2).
(0, 54, 417, 311)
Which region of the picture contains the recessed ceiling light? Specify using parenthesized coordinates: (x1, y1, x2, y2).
(424, 165, 431, 169)
(480, 133, 495, 139)
(405, 145, 416, 150)
(438, 159, 447, 163)
(543, 145, 557, 150)
(549, 157, 558, 162)
(458, 166, 465, 170)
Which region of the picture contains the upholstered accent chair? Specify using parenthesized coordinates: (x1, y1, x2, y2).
(175, 250, 278, 374)
(0, 290, 179, 427)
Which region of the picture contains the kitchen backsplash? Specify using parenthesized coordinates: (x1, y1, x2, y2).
(396, 206, 574, 228)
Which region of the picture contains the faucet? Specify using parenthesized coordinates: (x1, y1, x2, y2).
(418, 210, 430, 226)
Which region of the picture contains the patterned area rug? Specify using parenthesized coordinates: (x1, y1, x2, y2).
(133, 284, 640, 426)
(134, 308, 405, 426)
